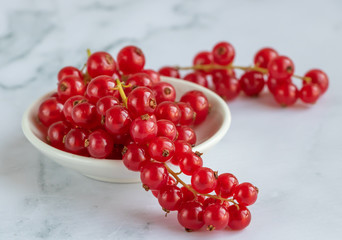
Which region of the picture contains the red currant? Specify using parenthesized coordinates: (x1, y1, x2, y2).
(148, 136, 175, 162)
(178, 152, 203, 175)
(177, 201, 204, 231)
(177, 102, 196, 126)
(215, 173, 239, 198)
(233, 182, 258, 206)
(86, 129, 114, 158)
(38, 97, 64, 126)
(152, 82, 176, 103)
(126, 73, 153, 93)
(191, 167, 217, 194)
(104, 105, 132, 135)
(304, 69, 329, 94)
(268, 56, 295, 80)
(213, 75, 241, 101)
(87, 52, 117, 78)
(71, 102, 100, 129)
(130, 114, 158, 144)
(176, 125, 196, 146)
(183, 72, 208, 88)
(140, 162, 168, 190)
(180, 90, 209, 125)
(64, 128, 88, 155)
(212, 41, 235, 65)
(122, 143, 149, 171)
(117, 45, 145, 74)
(299, 84, 321, 104)
(193, 51, 213, 73)
(239, 71, 265, 96)
(96, 96, 119, 116)
(141, 69, 160, 84)
(227, 205, 251, 230)
(57, 76, 85, 102)
(63, 95, 87, 123)
(171, 140, 192, 165)
(157, 119, 177, 141)
(47, 121, 70, 149)
(254, 47, 278, 68)
(203, 203, 229, 230)
(58, 66, 82, 82)
(155, 101, 181, 124)
(266, 76, 292, 94)
(158, 185, 183, 211)
(127, 87, 157, 118)
(273, 83, 298, 106)
(158, 66, 180, 78)
(86, 75, 117, 103)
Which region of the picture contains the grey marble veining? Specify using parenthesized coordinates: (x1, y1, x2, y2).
(1, 0, 342, 239)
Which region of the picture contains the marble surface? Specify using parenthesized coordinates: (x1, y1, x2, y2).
(1, 0, 342, 239)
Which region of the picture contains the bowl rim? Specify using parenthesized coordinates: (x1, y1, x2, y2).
(21, 76, 231, 166)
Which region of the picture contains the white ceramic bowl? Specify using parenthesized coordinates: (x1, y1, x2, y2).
(22, 76, 231, 183)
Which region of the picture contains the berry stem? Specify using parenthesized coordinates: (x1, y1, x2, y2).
(163, 163, 237, 205)
(87, 49, 92, 57)
(175, 64, 311, 82)
(115, 79, 128, 108)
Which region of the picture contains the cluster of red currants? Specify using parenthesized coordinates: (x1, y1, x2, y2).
(37, 45, 257, 232)
(158, 42, 329, 107)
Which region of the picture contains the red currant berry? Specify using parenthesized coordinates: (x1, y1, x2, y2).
(105, 105, 132, 135)
(86, 129, 114, 158)
(212, 41, 235, 65)
(87, 52, 117, 78)
(177, 201, 204, 231)
(158, 66, 180, 78)
(140, 162, 168, 190)
(268, 56, 295, 80)
(86, 75, 117, 104)
(203, 203, 229, 231)
(96, 96, 119, 116)
(227, 205, 251, 230)
(299, 84, 321, 104)
(213, 75, 241, 101)
(152, 82, 176, 103)
(122, 143, 149, 171)
(254, 47, 278, 68)
(180, 90, 209, 125)
(193, 51, 213, 74)
(191, 167, 217, 194)
(157, 119, 177, 141)
(127, 87, 157, 118)
(176, 125, 196, 146)
(141, 69, 160, 84)
(130, 114, 158, 144)
(58, 66, 82, 82)
(57, 76, 85, 102)
(211, 69, 236, 83)
(158, 185, 183, 211)
(183, 72, 208, 88)
(304, 69, 329, 94)
(177, 102, 196, 126)
(126, 73, 153, 92)
(38, 97, 64, 127)
(233, 182, 258, 206)
(171, 140, 192, 165)
(71, 102, 100, 129)
(155, 101, 181, 124)
(215, 173, 239, 198)
(239, 71, 265, 96)
(266, 76, 292, 94)
(203, 197, 230, 209)
(117, 45, 145, 74)
(178, 152, 203, 176)
(47, 121, 70, 149)
(273, 83, 298, 106)
(148, 136, 175, 162)
(64, 128, 88, 155)
(63, 95, 87, 123)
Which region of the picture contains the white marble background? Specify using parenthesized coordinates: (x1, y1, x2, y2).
(1, 0, 342, 239)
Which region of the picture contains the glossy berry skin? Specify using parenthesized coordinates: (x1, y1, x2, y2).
(86, 75, 117, 104)
(87, 52, 117, 78)
(47, 121, 70, 149)
(214, 75, 241, 101)
(105, 105, 132, 135)
(177, 201, 204, 231)
(130, 115, 158, 144)
(178, 152, 203, 175)
(268, 56, 295, 80)
(127, 87, 157, 118)
(148, 136, 175, 162)
(183, 72, 208, 88)
(117, 45, 145, 74)
(57, 76, 86, 102)
(140, 162, 168, 190)
(266, 76, 292, 94)
(158, 185, 183, 211)
(171, 140, 192, 165)
(63, 95, 87, 123)
(211, 69, 236, 82)
(58, 66, 82, 82)
(239, 71, 265, 96)
(180, 90, 209, 125)
(141, 69, 160, 84)
(126, 73, 153, 92)
(299, 84, 321, 104)
(86, 130, 114, 158)
(202, 197, 229, 209)
(193, 51, 213, 75)
(180, 186, 197, 202)
(177, 102, 195, 126)
(273, 83, 298, 106)
(212, 41, 235, 65)
(203, 204, 229, 230)
(227, 205, 251, 230)
(254, 47, 278, 68)
(122, 143, 149, 171)
(304, 69, 329, 94)
(233, 182, 258, 206)
(157, 120, 177, 141)
(155, 101, 181, 125)
(158, 66, 180, 78)
(71, 102, 100, 129)
(215, 173, 239, 198)
(38, 97, 64, 127)
(64, 128, 88, 155)
(152, 82, 176, 103)
(176, 125, 196, 146)
(191, 167, 217, 194)
(96, 96, 119, 116)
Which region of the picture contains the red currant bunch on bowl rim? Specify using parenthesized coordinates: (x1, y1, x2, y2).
(158, 41, 328, 107)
